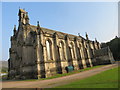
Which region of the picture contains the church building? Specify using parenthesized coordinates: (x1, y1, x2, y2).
(8, 9, 114, 79)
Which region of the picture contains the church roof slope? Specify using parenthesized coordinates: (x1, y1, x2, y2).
(30, 25, 87, 41)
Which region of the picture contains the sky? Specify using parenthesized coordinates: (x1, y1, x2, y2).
(1, 2, 118, 61)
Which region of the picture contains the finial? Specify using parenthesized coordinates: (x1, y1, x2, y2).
(37, 21, 39, 25)
(13, 25, 16, 35)
(85, 32, 88, 36)
(37, 21, 40, 27)
(85, 32, 88, 40)
(14, 25, 16, 30)
(19, 6, 20, 9)
(37, 21, 41, 30)
(37, 21, 41, 27)
(78, 33, 80, 36)
(37, 21, 41, 35)
(95, 38, 97, 42)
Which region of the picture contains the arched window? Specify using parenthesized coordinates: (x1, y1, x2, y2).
(90, 43, 94, 50)
(85, 48, 88, 59)
(70, 43, 75, 59)
(79, 43, 82, 59)
(59, 41, 65, 60)
(46, 40, 52, 60)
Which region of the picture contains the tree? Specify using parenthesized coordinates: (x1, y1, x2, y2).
(106, 36, 120, 61)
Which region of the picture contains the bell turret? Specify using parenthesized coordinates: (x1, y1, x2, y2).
(18, 9, 29, 25)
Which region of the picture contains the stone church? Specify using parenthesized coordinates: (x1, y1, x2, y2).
(8, 9, 115, 79)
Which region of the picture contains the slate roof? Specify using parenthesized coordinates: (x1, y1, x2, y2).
(30, 25, 87, 41)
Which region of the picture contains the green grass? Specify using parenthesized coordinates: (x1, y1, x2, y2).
(43, 65, 104, 79)
(55, 66, 119, 88)
(2, 65, 104, 82)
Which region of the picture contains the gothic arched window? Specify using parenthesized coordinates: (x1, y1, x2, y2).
(85, 48, 88, 59)
(70, 43, 75, 59)
(79, 43, 82, 58)
(59, 41, 65, 60)
(46, 40, 52, 60)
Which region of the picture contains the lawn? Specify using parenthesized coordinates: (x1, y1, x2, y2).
(55, 66, 119, 88)
(40, 65, 105, 80)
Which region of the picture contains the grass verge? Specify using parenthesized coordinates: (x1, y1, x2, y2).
(55, 66, 119, 88)
(40, 65, 105, 80)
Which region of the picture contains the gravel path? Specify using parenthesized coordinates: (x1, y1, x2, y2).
(2, 63, 118, 88)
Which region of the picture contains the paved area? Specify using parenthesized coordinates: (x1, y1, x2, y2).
(2, 63, 119, 88)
